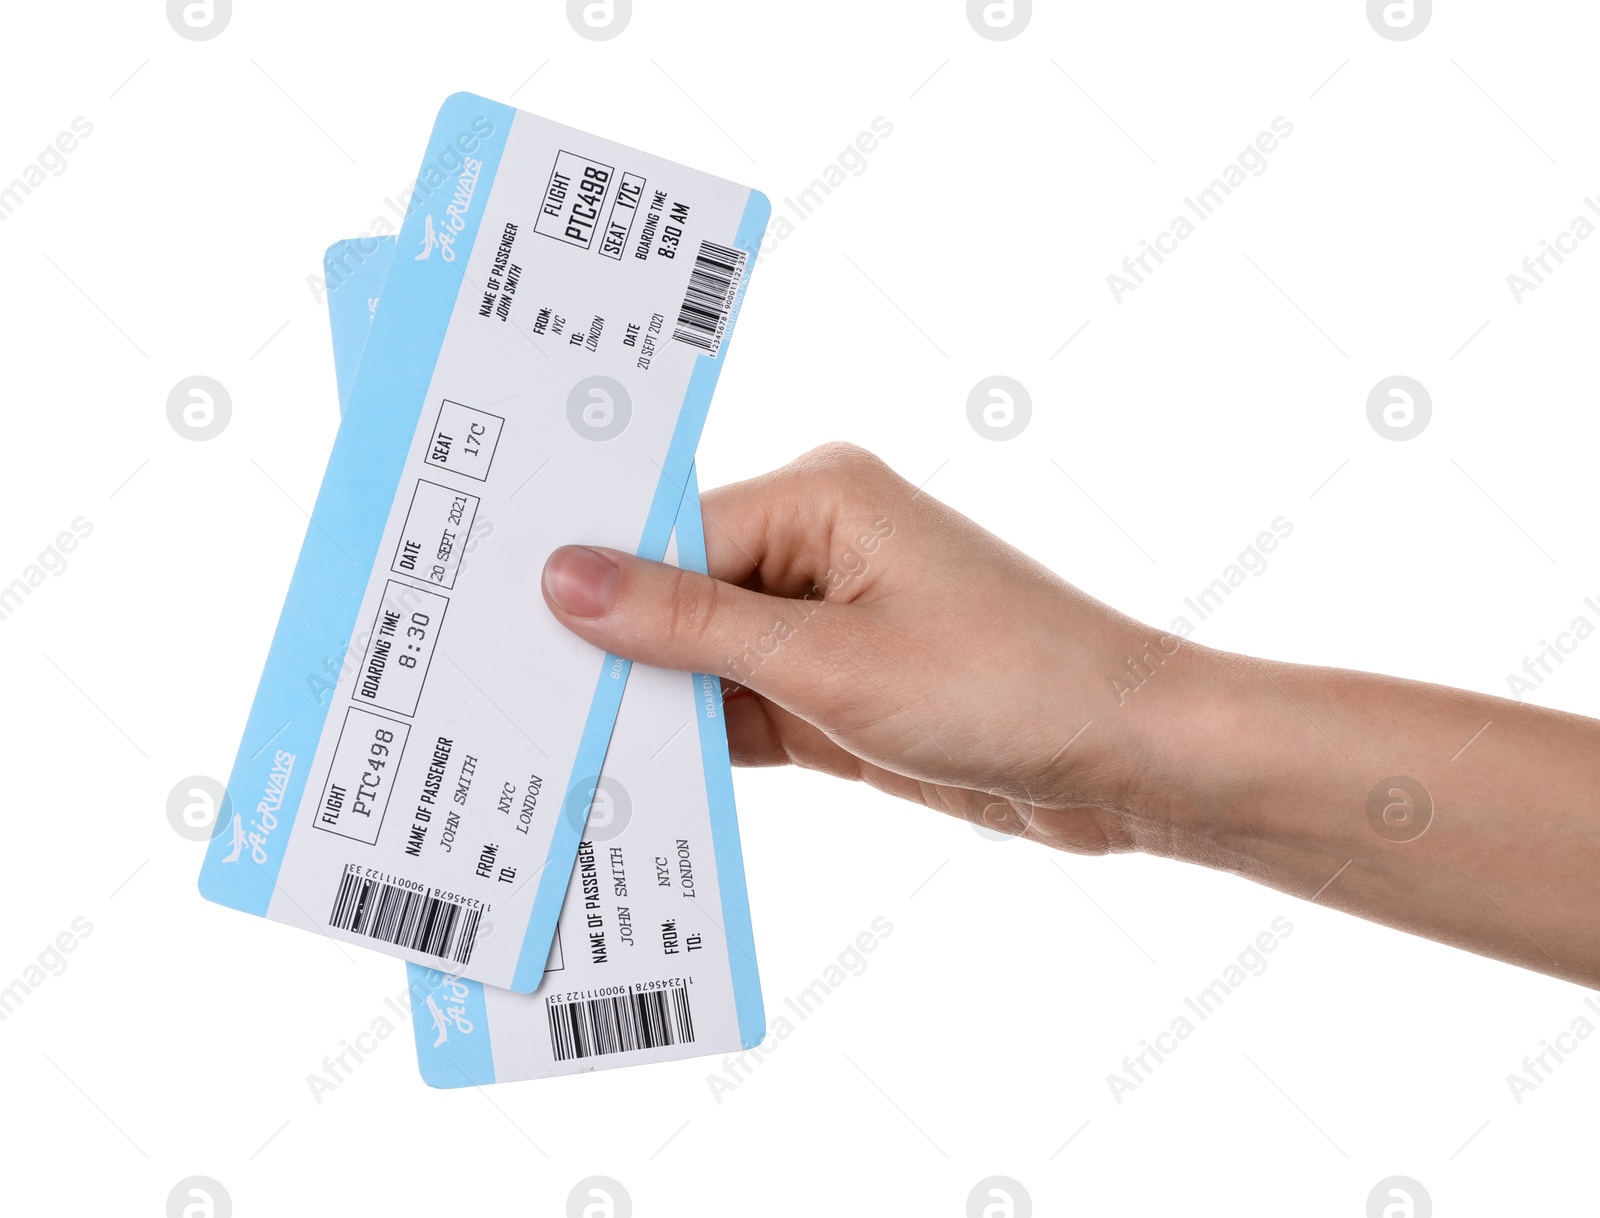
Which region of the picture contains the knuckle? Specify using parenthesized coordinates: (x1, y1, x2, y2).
(788, 443, 901, 521)
(664, 567, 722, 644)
(800, 440, 881, 479)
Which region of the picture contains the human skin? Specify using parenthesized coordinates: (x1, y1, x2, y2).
(541, 443, 1600, 987)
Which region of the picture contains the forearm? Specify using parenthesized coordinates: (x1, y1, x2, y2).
(1122, 644, 1600, 985)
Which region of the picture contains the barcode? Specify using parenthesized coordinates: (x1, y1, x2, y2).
(327, 869, 482, 966)
(671, 240, 746, 355)
(548, 982, 695, 1062)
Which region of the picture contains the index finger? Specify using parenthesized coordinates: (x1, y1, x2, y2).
(699, 442, 910, 599)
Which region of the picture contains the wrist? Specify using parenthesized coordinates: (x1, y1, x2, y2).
(1026, 608, 1261, 862)
(1110, 637, 1274, 870)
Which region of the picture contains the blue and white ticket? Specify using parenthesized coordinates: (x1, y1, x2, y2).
(199, 93, 770, 992)
(326, 235, 763, 1082)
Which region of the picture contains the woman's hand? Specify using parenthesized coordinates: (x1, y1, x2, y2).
(541, 442, 1176, 854)
(542, 442, 1600, 986)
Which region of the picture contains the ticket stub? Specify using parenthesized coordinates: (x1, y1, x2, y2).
(327, 237, 764, 1082)
(198, 93, 769, 991)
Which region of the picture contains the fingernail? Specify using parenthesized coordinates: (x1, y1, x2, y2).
(544, 546, 621, 617)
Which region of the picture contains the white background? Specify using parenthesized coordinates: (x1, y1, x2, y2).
(1, 2, 1596, 1214)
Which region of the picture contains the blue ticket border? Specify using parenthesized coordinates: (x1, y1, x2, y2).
(672, 474, 766, 1057)
(324, 234, 763, 1085)
(198, 92, 770, 998)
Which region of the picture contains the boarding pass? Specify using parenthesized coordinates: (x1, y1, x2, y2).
(326, 235, 763, 1081)
(199, 93, 770, 991)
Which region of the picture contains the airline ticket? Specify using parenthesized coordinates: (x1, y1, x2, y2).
(326, 234, 764, 1083)
(199, 93, 769, 991)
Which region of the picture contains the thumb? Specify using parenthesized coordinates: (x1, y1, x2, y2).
(541, 544, 841, 706)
